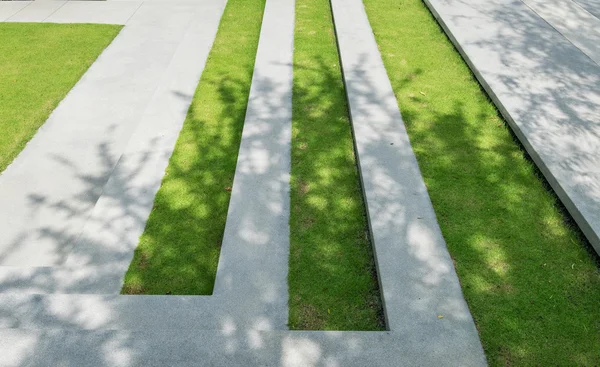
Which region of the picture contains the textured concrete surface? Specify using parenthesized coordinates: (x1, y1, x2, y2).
(521, 0, 600, 65)
(330, 0, 486, 364)
(212, 0, 294, 331)
(0, 329, 486, 367)
(423, 0, 600, 255)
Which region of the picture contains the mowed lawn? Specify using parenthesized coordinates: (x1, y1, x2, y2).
(288, 0, 384, 330)
(121, 0, 266, 295)
(364, 0, 600, 365)
(0, 23, 121, 174)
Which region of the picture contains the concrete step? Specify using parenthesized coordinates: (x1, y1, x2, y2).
(0, 328, 486, 366)
(0, 293, 288, 331)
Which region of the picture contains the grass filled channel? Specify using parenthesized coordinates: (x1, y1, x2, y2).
(121, 0, 266, 295)
(363, 0, 600, 364)
(288, 0, 384, 330)
(0, 23, 121, 174)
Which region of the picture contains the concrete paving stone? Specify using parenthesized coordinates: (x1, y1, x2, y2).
(44, 0, 141, 25)
(212, 0, 294, 331)
(521, 0, 600, 65)
(423, 0, 600, 254)
(0, 1, 30, 22)
(0, 328, 486, 366)
(0, 293, 266, 331)
(330, 2, 485, 361)
(5, 1, 65, 22)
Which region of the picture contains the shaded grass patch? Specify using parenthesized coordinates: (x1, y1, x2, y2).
(363, 0, 600, 364)
(288, 0, 385, 330)
(121, 0, 266, 295)
(0, 23, 121, 173)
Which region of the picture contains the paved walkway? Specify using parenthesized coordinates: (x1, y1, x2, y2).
(424, 0, 600, 255)
(0, 0, 485, 365)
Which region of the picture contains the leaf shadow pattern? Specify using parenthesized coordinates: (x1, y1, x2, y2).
(364, 0, 600, 364)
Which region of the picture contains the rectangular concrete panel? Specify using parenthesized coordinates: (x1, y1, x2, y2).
(0, 328, 486, 366)
(212, 0, 295, 331)
(330, 0, 486, 363)
(423, 0, 600, 254)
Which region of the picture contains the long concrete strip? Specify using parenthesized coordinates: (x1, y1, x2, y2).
(212, 0, 294, 330)
(330, 1, 485, 362)
(0, 328, 486, 366)
(423, 0, 600, 254)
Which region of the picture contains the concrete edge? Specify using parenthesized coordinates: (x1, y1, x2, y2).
(421, 0, 600, 254)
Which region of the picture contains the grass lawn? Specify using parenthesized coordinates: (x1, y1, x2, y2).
(288, 0, 384, 330)
(0, 23, 121, 174)
(363, 0, 600, 364)
(121, 0, 266, 295)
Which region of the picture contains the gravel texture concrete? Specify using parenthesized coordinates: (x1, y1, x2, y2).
(423, 0, 600, 255)
(330, 0, 486, 363)
(211, 0, 294, 330)
(0, 328, 486, 367)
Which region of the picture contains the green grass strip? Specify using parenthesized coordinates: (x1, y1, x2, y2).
(363, 0, 600, 364)
(288, 0, 384, 330)
(0, 23, 121, 174)
(121, 0, 266, 295)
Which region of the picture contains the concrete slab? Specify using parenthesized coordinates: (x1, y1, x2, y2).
(521, 0, 600, 65)
(423, 0, 600, 254)
(0, 1, 30, 22)
(45, 1, 141, 25)
(5, 1, 65, 23)
(212, 0, 294, 330)
(0, 329, 486, 366)
(330, 2, 485, 360)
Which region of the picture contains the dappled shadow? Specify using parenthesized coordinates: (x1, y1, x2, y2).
(288, 52, 385, 331)
(365, 0, 600, 363)
(431, 0, 600, 251)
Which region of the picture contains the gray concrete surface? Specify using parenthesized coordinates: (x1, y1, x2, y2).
(423, 0, 600, 255)
(330, 0, 486, 363)
(212, 0, 294, 330)
(5, 1, 66, 23)
(0, 329, 486, 367)
(574, 0, 600, 18)
(521, 0, 600, 65)
(0, 1, 29, 22)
